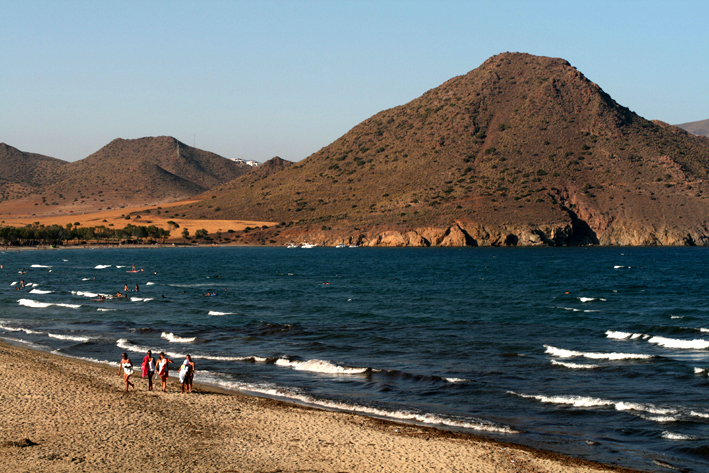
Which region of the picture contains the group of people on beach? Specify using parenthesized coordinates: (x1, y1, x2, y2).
(119, 351, 195, 393)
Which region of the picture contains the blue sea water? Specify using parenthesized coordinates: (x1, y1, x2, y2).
(1, 246, 708, 472)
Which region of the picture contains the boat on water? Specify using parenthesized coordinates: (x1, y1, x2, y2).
(301, 243, 317, 248)
(286, 243, 298, 248)
(335, 243, 347, 248)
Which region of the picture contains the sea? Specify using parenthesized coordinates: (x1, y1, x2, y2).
(1, 246, 707, 472)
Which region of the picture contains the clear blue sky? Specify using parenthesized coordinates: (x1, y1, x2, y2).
(2, 0, 707, 163)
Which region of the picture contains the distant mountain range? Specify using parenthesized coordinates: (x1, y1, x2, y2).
(675, 119, 709, 138)
(3, 53, 709, 246)
(0, 136, 251, 213)
(171, 53, 709, 246)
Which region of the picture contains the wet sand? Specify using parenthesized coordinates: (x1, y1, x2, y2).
(0, 341, 641, 472)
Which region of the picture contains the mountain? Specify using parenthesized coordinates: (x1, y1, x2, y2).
(175, 52, 709, 246)
(675, 119, 709, 138)
(0, 143, 68, 200)
(0, 136, 253, 214)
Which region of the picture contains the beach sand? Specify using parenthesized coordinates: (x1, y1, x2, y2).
(0, 341, 639, 473)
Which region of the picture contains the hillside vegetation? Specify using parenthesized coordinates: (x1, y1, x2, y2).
(172, 53, 709, 246)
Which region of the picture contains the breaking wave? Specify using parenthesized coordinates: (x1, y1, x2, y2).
(544, 345, 653, 360)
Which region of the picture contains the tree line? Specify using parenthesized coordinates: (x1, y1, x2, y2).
(0, 223, 171, 246)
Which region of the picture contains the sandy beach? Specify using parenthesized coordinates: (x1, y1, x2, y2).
(0, 341, 642, 473)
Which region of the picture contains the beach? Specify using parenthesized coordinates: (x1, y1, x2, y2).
(0, 341, 639, 473)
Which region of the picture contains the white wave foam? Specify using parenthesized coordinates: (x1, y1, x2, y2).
(94, 265, 111, 269)
(47, 333, 90, 342)
(544, 345, 652, 360)
(29, 289, 53, 294)
(275, 358, 369, 375)
(511, 392, 682, 422)
(0, 323, 40, 335)
(699, 328, 709, 333)
(31, 264, 51, 268)
(116, 266, 125, 268)
(694, 367, 706, 374)
(662, 431, 698, 441)
(97, 308, 116, 312)
(116, 339, 155, 354)
(615, 402, 678, 416)
(578, 297, 606, 303)
(208, 311, 234, 316)
(10, 282, 17, 286)
(671, 315, 685, 319)
(444, 377, 469, 383)
(18, 298, 52, 308)
(647, 336, 709, 350)
(130, 297, 153, 302)
(509, 392, 613, 408)
(690, 411, 709, 419)
(202, 375, 516, 434)
(146, 282, 155, 285)
(558, 306, 582, 312)
(72, 291, 102, 298)
(613, 265, 624, 269)
(161, 332, 196, 344)
(551, 360, 600, 369)
(606, 330, 644, 340)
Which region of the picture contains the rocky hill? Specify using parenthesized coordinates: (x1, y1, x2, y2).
(173, 53, 709, 246)
(676, 118, 709, 138)
(0, 143, 68, 200)
(0, 136, 252, 215)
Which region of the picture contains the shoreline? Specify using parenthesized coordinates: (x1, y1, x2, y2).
(0, 339, 643, 472)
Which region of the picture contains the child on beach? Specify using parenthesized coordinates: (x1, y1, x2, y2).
(119, 353, 134, 392)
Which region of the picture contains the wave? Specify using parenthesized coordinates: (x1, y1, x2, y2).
(115, 339, 249, 362)
(29, 289, 53, 294)
(146, 282, 155, 285)
(578, 297, 606, 303)
(31, 264, 51, 268)
(161, 332, 196, 344)
(699, 328, 709, 333)
(544, 345, 653, 360)
(18, 299, 81, 309)
(0, 323, 40, 335)
(97, 308, 116, 312)
(94, 265, 111, 269)
(510, 392, 685, 422)
(199, 374, 517, 434)
(662, 431, 699, 441)
(47, 333, 91, 342)
(694, 367, 706, 375)
(690, 411, 709, 419)
(72, 291, 105, 298)
(130, 297, 154, 302)
(550, 360, 600, 369)
(444, 377, 469, 383)
(605, 330, 645, 340)
(275, 357, 370, 375)
(208, 311, 234, 316)
(647, 336, 709, 350)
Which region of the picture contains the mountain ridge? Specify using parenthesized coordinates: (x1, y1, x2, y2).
(171, 52, 709, 246)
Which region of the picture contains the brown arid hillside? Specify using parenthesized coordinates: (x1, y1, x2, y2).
(172, 52, 709, 247)
(0, 136, 252, 217)
(676, 118, 709, 138)
(0, 143, 68, 200)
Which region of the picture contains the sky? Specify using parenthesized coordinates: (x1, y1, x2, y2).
(2, 0, 708, 163)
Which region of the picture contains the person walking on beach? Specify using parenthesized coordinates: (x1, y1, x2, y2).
(119, 353, 135, 392)
(142, 350, 156, 391)
(156, 352, 173, 392)
(179, 355, 195, 393)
